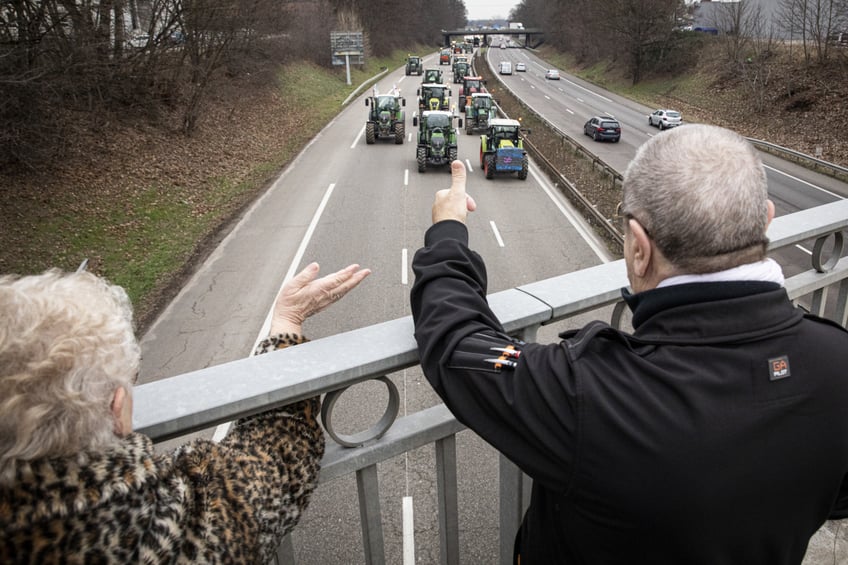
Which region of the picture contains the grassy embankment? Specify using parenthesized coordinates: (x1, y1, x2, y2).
(1, 48, 426, 328)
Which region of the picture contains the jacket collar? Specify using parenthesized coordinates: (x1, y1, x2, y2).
(621, 282, 802, 343)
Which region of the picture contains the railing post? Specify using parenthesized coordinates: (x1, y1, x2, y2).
(837, 278, 848, 327)
(436, 435, 460, 565)
(357, 464, 385, 565)
(498, 455, 526, 565)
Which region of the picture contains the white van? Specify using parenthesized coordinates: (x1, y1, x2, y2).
(498, 61, 513, 75)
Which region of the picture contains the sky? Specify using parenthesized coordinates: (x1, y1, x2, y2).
(464, 0, 520, 21)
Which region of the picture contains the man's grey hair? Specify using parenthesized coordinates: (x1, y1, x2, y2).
(622, 124, 770, 273)
(0, 269, 139, 485)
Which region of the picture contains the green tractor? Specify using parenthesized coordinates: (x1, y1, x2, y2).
(479, 118, 529, 180)
(451, 55, 469, 76)
(465, 93, 496, 135)
(452, 62, 470, 83)
(405, 56, 423, 76)
(413, 111, 463, 172)
(365, 94, 406, 145)
(422, 68, 444, 84)
(417, 83, 451, 112)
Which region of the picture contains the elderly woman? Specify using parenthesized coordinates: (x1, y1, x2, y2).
(0, 262, 370, 563)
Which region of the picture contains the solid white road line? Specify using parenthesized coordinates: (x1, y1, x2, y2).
(402, 248, 409, 285)
(530, 167, 612, 263)
(214, 182, 340, 442)
(490, 221, 505, 247)
(403, 496, 415, 565)
(351, 125, 364, 149)
(764, 164, 844, 200)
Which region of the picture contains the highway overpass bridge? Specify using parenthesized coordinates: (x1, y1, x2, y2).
(441, 28, 544, 48)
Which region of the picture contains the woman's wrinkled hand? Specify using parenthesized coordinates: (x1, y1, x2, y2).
(270, 262, 371, 336)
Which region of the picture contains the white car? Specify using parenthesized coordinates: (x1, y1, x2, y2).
(544, 69, 560, 80)
(648, 109, 683, 130)
(515, 62, 527, 72)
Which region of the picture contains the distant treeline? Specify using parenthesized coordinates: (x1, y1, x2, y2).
(0, 0, 467, 168)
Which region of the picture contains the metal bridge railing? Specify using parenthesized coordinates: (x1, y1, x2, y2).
(134, 198, 848, 565)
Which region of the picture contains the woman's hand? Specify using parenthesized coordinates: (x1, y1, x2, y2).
(270, 263, 371, 336)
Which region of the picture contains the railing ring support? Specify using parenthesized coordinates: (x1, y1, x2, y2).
(321, 376, 400, 448)
(812, 231, 844, 273)
(610, 300, 629, 330)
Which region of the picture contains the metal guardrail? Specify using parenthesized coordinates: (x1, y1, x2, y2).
(747, 138, 848, 183)
(134, 198, 848, 565)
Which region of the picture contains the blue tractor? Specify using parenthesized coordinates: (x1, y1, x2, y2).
(479, 118, 529, 180)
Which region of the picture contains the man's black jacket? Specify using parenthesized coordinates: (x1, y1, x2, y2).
(411, 220, 848, 565)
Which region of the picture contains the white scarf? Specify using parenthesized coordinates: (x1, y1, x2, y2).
(657, 258, 785, 288)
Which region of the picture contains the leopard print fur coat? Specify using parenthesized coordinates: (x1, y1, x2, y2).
(0, 333, 324, 564)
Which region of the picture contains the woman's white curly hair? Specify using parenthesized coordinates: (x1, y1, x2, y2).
(0, 269, 139, 485)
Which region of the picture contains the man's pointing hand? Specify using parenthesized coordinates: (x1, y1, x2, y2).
(432, 160, 477, 224)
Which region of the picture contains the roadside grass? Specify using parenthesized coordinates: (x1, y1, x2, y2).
(0, 46, 425, 326)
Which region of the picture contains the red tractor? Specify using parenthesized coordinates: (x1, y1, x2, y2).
(459, 76, 486, 113)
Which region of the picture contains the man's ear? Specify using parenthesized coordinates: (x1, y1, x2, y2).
(111, 386, 129, 436)
(766, 199, 775, 230)
(628, 218, 653, 279)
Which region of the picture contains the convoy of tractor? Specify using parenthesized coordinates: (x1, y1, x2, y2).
(365, 41, 530, 182)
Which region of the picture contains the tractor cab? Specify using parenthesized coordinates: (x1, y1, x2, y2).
(412, 110, 462, 172)
(469, 92, 493, 113)
(422, 68, 444, 84)
(417, 83, 450, 112)
(452, 62, 470, 83)
(405, 56, 422, 76)
(459, 76, 484, 97)
(465, 92, 496, 134)
(488, 120, 522, 149)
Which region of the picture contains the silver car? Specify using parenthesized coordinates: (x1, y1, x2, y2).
(648, 109, 682, 130)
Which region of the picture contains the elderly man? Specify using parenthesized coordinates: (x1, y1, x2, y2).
(410, 125, 848, 564)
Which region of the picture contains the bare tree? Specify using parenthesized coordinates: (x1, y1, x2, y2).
(779, 0, 841, 64)
(590, 0, 687, 83)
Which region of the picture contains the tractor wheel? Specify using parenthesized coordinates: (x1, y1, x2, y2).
(395, 122, 405, 144)
(485, 154, 495, 179)
(466, 124, 473, 135)
(366, 122, 376, 145)
(518, 156, 529, 180)
(417, 147, 427, 173)
(449, 147, 458, 164)
(479, 147, 485, 168)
